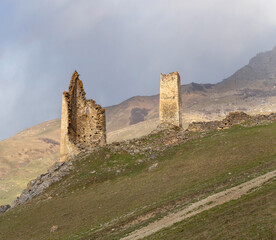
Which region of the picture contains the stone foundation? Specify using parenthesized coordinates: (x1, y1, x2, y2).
(187, 111, 276, 132)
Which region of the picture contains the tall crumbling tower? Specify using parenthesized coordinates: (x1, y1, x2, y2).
(60, 71, 106, 161)
(159, 72, 182, 127)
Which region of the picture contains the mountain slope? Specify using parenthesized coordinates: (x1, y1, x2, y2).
(1, 122, 276, 239)
(146, 175, 276, 240)
(106, 46, 276, 132)
(125, 170, 276, 240)
(215, 46, 276, 91)
(0, 120, 60, 204)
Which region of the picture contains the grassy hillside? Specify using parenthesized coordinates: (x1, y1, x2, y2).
(146, 178, 276, 240)
(0, 116, 171, 206)
(0, 119, 60, 205)
(107, 118, 159, 143)
(106, 118, 189, 143)
(1, 123, 276, 239)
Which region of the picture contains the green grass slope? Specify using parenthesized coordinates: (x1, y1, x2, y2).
(1, 123, 276, 240)
(146, 178, 276, 240)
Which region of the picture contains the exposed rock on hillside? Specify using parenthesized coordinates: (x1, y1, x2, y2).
(11, 161, 73, 208)
(216, 46, 276, 91)
(129, 108, 150, 125)
(188, 111, 276, 132)
(0, 205, 10, 215)
(183, 82, 213, 94)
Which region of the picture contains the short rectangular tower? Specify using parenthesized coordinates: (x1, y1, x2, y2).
(159, 72, 182, 127)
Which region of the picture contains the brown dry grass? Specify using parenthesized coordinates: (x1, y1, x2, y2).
(0, 119, 60, 205)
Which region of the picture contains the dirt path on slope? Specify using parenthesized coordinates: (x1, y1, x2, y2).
(121, 170, 276, 240)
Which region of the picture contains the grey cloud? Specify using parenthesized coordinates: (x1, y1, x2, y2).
(1, 0, 276, 140)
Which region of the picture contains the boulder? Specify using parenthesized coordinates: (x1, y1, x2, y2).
(0, 205, 10, 215)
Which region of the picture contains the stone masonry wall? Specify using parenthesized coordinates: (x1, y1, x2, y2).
(60, 71, 106, 161)
(187, 111, 276, 132)
(159, 72, 182, 127)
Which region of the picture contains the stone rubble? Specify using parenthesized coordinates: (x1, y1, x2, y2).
(187, 111, 276, 132)
(105, 123, 200, 157)
(50, 225, 58, 233)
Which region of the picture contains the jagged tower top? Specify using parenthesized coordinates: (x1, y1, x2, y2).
(69, 70, 81, 91)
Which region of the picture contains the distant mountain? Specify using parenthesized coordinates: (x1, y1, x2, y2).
(106, 45, 276, 131)
(2, 45, 276, 205)
(215, 46, 276, 91)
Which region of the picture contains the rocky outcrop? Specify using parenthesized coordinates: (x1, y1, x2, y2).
(130, 108, 150, 125)
(0, 205, 10, 215)
(187, 121, 223, 132)
(11, 161, 73, 208)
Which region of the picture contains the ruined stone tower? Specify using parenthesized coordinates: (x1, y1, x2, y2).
(60, 71, 106, 161)
(159, 72, 182, 127)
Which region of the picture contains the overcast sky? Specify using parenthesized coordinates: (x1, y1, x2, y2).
(1, 0, 276, 140)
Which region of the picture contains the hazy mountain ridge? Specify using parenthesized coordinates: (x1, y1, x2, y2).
(105, 46, 276, 132)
